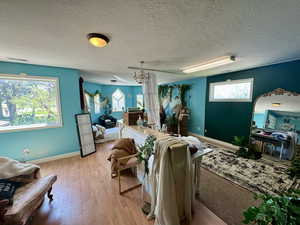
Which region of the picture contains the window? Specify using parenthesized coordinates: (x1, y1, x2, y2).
(209, 78, 253, 102)
(94, 94, 100, 114)
(112, 89, 125, 112)
(0, 74, 62, 132)
(84, 93, 91, 112)
(136, 94, 144, 109)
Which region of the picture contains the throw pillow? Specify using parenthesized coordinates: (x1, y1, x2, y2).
(0, 179, 21, 205)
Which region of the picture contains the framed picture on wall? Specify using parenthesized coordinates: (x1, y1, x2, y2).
(75, 113, 96, 157)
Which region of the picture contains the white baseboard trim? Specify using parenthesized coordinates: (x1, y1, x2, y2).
(188, 132, 239, 151)
(29, 151, 80, 164)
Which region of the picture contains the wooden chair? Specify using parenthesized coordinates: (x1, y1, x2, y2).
(115, 153, 142, 195)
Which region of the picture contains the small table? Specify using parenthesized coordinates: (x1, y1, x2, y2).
(192, 148, 213, 196)
(251, 133, 290, 160)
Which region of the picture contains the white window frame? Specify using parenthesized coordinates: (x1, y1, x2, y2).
(209, 78, 254, 102)
(136, 94, 144, 108)
(94, 94, 100, 114)
(112, 88, 125, 112)
(84, 92, 91, 112)
(0, 73, 63, 133)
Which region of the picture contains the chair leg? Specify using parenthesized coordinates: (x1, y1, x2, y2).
(118, 169, 121, 194)
(0, 200, 8, 223)
(118, 167, 142, 195)
(47, 187, 54, 201)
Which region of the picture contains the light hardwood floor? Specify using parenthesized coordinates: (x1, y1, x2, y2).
(30, 141, 226, 225)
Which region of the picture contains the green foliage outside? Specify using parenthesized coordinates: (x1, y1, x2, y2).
(0, 78, 59, 127)
(243, 190, 300, 225)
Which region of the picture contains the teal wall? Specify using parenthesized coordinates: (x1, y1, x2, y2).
(164, 77, 207, 135)
(85, 78, 207, 135)
(205, 60, 300, 142)
(83, 81, 142, 123)
(253, 112, 267, 128)
(0, 61, 81, 161)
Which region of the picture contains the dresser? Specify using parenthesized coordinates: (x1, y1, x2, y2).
(123, 111, 144, 126)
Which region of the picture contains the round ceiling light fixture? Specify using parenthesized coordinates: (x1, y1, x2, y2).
(87, 33, 110, 47)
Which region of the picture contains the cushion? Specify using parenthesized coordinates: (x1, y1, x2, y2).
(112, 138, 137, 155)
(0, 180, 21, 206)
(119, 157, 139, 170)
(4, 175, 57, 225)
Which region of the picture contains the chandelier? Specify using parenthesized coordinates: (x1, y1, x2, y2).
(133, 61, 150, 84)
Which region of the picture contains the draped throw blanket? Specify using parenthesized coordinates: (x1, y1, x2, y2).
(148, 137, 193, 225)
(107, 138, 137, 175)
(143, 73, 160, 130)
(0, 157, 40, 179)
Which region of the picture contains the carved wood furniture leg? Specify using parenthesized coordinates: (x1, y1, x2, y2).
(0, 199, 9, 223)
(47, 186, 54, 201)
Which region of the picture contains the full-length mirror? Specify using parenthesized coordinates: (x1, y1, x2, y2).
(251, 88, 300, 161)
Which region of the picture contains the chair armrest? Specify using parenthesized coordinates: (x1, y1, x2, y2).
(116, 153, 139, 161)
(116, 153, 140, 170)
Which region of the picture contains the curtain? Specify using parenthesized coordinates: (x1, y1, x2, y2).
(143, 73, 160, 130)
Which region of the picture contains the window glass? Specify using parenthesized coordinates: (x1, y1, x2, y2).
(136, 94, 144, 109)
(112, 89, 125, 112)
(84, 93, 91, 112)
(0, 74, 62, 132)
(209, 78, 253, 102)
(94, 94, 100, 114)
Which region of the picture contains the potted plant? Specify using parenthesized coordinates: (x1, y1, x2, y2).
(137, 135, 156, 176)
(232, 136, 262, 160)
(136, 135, 156, 215)
(243, 190, 300, 225)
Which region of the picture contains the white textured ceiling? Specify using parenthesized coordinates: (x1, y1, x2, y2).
(1, 0, 300, 85)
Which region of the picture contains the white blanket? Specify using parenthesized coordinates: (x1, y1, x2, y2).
(0, 157, 40, 179)
(178, 136, 205, 150)
(148, 136, 192, 225)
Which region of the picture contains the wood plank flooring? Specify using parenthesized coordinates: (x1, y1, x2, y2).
(30, 141, 226, 225)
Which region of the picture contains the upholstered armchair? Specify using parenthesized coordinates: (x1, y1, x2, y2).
(98, 114, 117, 128)
(0, 168, 57, 225)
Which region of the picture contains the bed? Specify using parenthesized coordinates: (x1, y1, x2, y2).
(93, 125, 121, 144)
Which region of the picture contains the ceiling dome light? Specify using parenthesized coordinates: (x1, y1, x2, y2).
(272, 103, 281, 107)
(87, 33, 109, 47)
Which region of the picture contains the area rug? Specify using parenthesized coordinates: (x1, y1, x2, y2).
(201, 145, 299, 195)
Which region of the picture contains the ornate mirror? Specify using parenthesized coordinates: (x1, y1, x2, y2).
(250, 88, 300, 161)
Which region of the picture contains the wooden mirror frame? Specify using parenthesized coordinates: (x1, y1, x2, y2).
(249, 88, 300, 160)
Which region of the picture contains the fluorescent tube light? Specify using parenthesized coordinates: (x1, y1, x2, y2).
(181, 56, 236, 73)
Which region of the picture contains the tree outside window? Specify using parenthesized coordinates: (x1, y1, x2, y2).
(0, 74, 62, 132)
(112, 89, 125, 112)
